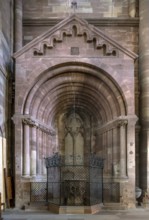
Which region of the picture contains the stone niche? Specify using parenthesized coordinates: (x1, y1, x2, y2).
(13, 14, 138, 211)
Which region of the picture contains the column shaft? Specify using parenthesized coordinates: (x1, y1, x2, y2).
(120, 123, 127, 178)
(14, 0, 22, 51)
(112, 127, 119, 176)
(42, 132, 47, 175)
(30, 127, 37, 176)
(23, 124, 30, 176)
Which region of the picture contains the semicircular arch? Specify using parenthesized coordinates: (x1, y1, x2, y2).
(23, 62, 127, 128)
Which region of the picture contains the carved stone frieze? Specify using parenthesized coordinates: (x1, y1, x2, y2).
(117, 119, 128, 127)
(95, 117, 128, 133)
(33, 21, 117, 57)
(22, 118, 38, 127)
(22, 117, 55, 136)
(14, 14, 138, 60)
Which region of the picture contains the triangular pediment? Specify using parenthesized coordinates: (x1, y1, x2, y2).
(13, 14, 138, 60)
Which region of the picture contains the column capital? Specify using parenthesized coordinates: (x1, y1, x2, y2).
(21, 115, 56, 136)
(118, 120, 128, 127)
(95, 115, 138, 133)
(22, 118, 38, 127)
(127, 115, 138, 126)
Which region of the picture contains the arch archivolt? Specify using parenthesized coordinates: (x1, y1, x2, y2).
(19, 62, 136, 182)
(22, 61, 128, 114)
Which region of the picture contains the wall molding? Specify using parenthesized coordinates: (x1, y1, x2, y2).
(23, 17, 139, 27)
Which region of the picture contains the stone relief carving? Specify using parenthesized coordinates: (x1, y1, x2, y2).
(33, 23, 117, 57)
(117, 119, 128, 127)
(22, 117, 55, 136)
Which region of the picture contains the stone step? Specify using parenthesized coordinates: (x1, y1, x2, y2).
(102, 203, 126, 210)
(24, 203, 48, 212)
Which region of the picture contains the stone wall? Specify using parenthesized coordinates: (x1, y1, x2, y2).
(0, 0, 14, 204)
(22, 0, 139, 54)
(22, 0, 139, 125)
(12, 0, 139, 208)
(23, 0, 139, 19)
(0, 0, 13, 129)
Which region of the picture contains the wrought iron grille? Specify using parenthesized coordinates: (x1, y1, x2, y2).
(30, 181, 120, 205)
(30, 155, 120, 206)
(30, 182, 47, 203)
(45, 154, 104, 206)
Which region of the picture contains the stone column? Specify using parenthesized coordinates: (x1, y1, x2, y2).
(30, 126, 37, 176)
(42, 132, 47, 175)
(139, 0, 149, 190)
(119, 120, 127, 178)
(112, 127, 120, 176)
(14, 0, 22, 51)
(135, 125, 140, 187)
(23, 124, 30, 176)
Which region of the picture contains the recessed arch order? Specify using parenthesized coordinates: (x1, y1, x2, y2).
(23, 62, 127, 127)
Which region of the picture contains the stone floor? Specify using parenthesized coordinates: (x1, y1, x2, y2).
(2, 207, 149, 220)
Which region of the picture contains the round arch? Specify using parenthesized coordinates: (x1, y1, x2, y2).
(23, 62, 127, 127)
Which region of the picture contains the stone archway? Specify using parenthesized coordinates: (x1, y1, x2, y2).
(13, 15, 138, 209)
(17, 62, 137, 210)
(22, 63, 127, 178)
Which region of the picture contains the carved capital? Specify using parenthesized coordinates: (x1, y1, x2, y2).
(22, 118, 38, 127)
(118, 119, 128, 128)
(22, 116, 55, 136)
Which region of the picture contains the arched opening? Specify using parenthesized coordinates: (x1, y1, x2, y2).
(21, 62, 128, 210)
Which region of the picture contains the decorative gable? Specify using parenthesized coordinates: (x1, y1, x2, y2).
(33, 21, 117, 58)
(13, 14, 138, 60)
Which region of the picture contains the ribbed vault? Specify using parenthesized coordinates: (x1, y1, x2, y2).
(23, 62, 127, 129)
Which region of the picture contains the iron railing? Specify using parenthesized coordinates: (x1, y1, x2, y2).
(30, 182, 47, 203)
(30, 154, 120, 205)
(30, 181, 120, 204)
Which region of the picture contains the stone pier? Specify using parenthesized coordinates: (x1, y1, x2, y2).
(139, 0, 149, 191)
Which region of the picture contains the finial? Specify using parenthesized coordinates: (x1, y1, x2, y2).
(71, 0, 77, 13)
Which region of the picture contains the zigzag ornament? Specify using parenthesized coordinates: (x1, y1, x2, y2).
(33, 23, 117, 57)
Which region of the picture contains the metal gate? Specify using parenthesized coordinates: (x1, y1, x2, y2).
(45, 153, 104, 206)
